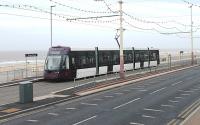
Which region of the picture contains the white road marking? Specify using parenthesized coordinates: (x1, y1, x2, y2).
(150, 87, 166, 94)
(185, 91, 194, 93)
(104, 96, 114, 98)
(81, 103, 98, 106)
(137, 85, 146, 88)
(93, 98, 103, 101)
(181, 93, 190, 96)
(27, 120, 38, 122)
(123, 90, 131, 92)
(138, 90, 147, 92)
(113, 93, 124, 95)
(131, 88, 144, 90)
(171, 81, 183, 86)
(113, 98, 141, 110)
(66, 108, 76, 110)
(178, 90, 194, 93)
(142, 115, 155, 119)
(130, 122, 144, 125)
(161, 104, 174, 108)
(144, 108, 163, 112)
(169, 100, 179, 103)
(182, 91, 194, 93)
(190, 89, 199, 91)
(175, 97, 184, 99)
(48, 113, 59, 116)
(72, 115, 97, 125)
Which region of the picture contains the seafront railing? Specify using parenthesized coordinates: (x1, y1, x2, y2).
(0, 64, 44, 84)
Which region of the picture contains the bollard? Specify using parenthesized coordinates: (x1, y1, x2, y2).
(19, 81, 33, 104)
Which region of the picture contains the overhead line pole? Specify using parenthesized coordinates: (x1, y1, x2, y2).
(190, 5, 194, 65)
(119, 0, 125, 79)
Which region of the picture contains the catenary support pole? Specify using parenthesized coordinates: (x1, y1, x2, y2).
(119, 0, 125, 79)
(190, 5, 194, 65)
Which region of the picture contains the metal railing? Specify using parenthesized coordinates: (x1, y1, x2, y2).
(0, 65, 44, 84)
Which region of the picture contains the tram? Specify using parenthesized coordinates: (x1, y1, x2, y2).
(44, 46, 160, 80)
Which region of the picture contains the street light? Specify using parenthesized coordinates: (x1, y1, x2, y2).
(50, 5, 56, 47)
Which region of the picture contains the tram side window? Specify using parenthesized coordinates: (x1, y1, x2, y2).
(140, 53, 144, 62)
(81, 56, 86, 65)
(150, 52, 157, 61)
(125, 52, 133, 63)
(113, 54, 119, 65)
(144, 52, 149, 61)
(86, 52, 95, 67)
(99, 52, 105, 66)
(135, 53, 140, 62)
(99, 51, 111, 66)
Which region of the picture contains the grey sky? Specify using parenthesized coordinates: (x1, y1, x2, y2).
(0, 0, 200, 51)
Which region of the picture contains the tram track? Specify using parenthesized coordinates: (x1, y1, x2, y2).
(0, 64, 193, 89)
(0, 77, 43, 88)
(73, 64, 196, 95)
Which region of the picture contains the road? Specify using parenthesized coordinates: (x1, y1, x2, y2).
(1, 66, 200, 125)
(0, 68, 150, 105)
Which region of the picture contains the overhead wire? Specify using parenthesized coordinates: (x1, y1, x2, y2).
(124, 20, 190, 35)
(1, 1, 200, 37)
(0, 3, 119, 23)
(0, 12, 118, 29)
(102, 0, 118, 14)
(182, 0, 200, 7)
(50, 0, 115, 14)
(123, 11, 191, 28)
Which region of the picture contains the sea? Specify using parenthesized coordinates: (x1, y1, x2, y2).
(0, 51, 47, 67)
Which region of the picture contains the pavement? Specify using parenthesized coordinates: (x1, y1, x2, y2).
(181, 104, 200, 125)
(0, 65, 200, 125)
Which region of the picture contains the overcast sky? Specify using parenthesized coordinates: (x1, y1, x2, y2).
(0, 0, 200, 51)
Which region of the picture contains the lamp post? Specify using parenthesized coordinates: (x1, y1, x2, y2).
(50, 5, 55, 47)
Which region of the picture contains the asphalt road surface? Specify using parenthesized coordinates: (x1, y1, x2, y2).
(1, 66, 200, 125)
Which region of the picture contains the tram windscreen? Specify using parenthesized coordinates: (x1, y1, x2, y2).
(45, 55, 62, 70)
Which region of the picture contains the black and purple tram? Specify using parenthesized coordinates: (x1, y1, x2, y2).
(44, 46, 160, 80)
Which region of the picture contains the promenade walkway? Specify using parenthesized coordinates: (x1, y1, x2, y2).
(182, 106, 200, 125)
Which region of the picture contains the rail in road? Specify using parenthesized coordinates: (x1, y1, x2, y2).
(1, 65, 200, 125)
